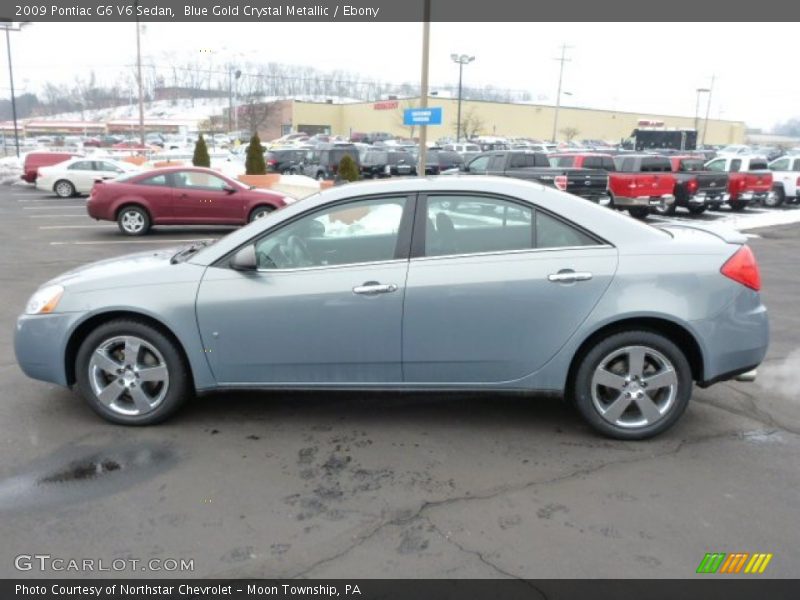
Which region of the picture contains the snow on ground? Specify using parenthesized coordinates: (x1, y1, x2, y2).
(715, 209, 800, 231)
(0, 156, 23, 185)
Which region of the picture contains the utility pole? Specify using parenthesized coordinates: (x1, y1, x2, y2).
(551, 44, 572, 143)
(134, 0, 145, 146)
(701, 74, 715, 146)
(417, 0, 430, 178)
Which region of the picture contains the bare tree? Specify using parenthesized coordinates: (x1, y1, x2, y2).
(560, 126, 580, 142)
(454, 108, 485, 140)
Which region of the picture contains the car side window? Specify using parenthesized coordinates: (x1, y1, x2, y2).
(174, 171, 229, 191)
(467, 155, 491, 172)
(705, 159, 725, 172)
(68, 160, 94, 171)
(536, 211, 599, 249)
(509, 154, 528, 168)
(425, 195, 532, 257)
(96, 161, 124, 173)
(254, 196, 407, 270)
(139, 174, 169, 187)
(488, 155, 506, 170)
(730, 159, 742, 173)
(582, 157, 599, 169)
(770, 158, 790, 171)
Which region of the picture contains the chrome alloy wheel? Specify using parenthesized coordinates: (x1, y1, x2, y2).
(590, 345, 678, 429)
(88, 335, 169, 416)
(120, 210, 145, 234)
(54, 181, 74, 197)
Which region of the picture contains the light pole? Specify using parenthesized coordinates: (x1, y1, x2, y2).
(450, 53, 474, 143)
(551, 43, 572, 143)
(1, 21, 30, 158)
(694, 87, 710, 142)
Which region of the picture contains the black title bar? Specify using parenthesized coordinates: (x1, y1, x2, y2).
(1, 0, 799, 21)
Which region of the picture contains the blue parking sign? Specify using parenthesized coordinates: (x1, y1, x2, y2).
(403, 107, 443, 126)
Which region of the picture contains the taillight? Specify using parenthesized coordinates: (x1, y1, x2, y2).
(721, 245, 761, 291)
(796, 176, 800, 189)
(554, 175, 568, 191)
(687, 179, 698, 193)
(267, 159, 277, 166)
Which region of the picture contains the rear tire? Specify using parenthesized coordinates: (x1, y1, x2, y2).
(117, 205, 151, 236)
(628, 207, 650, 220)
(75, 319, 192, 425)
(571, 330, 692, 440)
(248, 205, 274, 223)
(54, 180, 76, 198)
(687, 205, 707, 215)
(729, 201, 748, 212)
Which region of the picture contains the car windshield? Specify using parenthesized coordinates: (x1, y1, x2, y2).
(679, 159, 705, 171)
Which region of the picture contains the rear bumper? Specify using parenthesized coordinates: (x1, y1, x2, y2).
(613, 194, 675, 208)
(578, 193, 613, 206)
(690, 191, 730, 205)
(692, 289, 769, 386)
(737, 190, 774, 203)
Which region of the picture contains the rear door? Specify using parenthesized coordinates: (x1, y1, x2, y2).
(172, 170, 244, 223)
(402, 192, 617, 384)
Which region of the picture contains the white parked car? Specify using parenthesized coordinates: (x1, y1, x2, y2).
(36, 158, 139, 198)
(769, 155, 800, 205)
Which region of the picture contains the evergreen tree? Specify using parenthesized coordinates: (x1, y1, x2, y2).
(192, 134, 210, 167)
(245, 134, 267, 175)
(338, 154, 359, 182)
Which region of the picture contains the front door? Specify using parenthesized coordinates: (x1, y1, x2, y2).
(172, 170, 244, 223)
(402, 193, 618, 384)
(196, 194, 414, 384)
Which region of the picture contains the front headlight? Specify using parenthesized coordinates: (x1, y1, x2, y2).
(25, 285, 64, 315)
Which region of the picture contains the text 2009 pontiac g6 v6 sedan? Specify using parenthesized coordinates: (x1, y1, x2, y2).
(15, 176, 768, 439)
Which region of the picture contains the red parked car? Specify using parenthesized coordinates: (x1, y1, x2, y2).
(87, 167, 292, 235)
(21, 151, 80, 184)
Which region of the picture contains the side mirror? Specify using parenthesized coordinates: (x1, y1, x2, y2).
(223, 185, 237, 194)
(460, 164, 469, 172)
(230, 245, 257, 271)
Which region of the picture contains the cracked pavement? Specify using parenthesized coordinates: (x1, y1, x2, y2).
(1, 186, 798, 578)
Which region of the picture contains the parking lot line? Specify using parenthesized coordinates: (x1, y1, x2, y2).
(38, 224, 115, 230)
(22, 205, 86, 210)
(48, 238, 213, 246)
(28, 214, 89, 218)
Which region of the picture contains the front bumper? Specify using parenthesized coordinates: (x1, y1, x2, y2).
(14, 312, 80, 387)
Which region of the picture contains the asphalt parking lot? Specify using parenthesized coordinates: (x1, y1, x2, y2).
(0, 184, 798, 579)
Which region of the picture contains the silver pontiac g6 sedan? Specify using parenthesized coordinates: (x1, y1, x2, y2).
(15, 177, 768, 439)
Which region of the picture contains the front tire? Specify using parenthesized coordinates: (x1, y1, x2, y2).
(767, 186, 785, 208)
(687, 205, 707, 215)
(117, 205, 151, 236)
(54, 180, 76, 198)
(75, 319, 192, 425)
(571, 330, 692, 440)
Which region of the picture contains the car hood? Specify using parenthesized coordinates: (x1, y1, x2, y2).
(46, 246, 192, 290)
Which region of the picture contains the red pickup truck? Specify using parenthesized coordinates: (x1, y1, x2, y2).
(704, 156, 774, 211)
(550, 153, 675, 219)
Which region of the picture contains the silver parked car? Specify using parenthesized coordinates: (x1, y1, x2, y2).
(14, 177, 768, 439)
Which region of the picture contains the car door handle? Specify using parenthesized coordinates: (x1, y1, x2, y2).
(352, 282, 398, 295)
(548, 271, 593, 283)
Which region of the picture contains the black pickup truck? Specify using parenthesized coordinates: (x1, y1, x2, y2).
(462, 151, 611, 205)
(662, 155, 730, 215)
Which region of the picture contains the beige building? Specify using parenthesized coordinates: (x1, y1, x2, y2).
(260, 97, 744, 146)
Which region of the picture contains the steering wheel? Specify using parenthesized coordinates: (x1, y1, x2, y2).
(286, 235, 313, 267)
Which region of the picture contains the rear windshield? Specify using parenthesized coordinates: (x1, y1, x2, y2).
(749, 159, 768, 170)
(679, 159, 705, 172)
(640, 157, 672, 172)
(550, 156, 575, 167)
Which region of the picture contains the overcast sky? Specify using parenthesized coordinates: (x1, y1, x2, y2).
(2, 21, 795, 130)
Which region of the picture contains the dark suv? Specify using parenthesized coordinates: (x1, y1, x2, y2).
(266, 149, 307, 174)
(360, 149, 391, 178)
(425, 150, 464, 175)
(301, 144, 361, 180)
